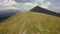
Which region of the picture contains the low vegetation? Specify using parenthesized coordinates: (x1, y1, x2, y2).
(0, 12, 60, 34)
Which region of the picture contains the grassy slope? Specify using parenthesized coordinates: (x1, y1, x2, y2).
(0, 12, 60, 34)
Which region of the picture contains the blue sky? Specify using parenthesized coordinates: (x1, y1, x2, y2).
(0, 0, 60, 13)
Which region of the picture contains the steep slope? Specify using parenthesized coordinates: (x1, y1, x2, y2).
(0, 12, 60, 34)
(0, 10, 20, 22)
(30, 6, 60, 17)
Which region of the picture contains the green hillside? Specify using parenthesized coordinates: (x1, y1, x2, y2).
(0, 12, 60, 34)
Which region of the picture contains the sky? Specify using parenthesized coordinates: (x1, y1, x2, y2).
(0, 0, 60, 13)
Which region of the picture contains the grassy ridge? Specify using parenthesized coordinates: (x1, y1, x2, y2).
(0, 12, 60, 34)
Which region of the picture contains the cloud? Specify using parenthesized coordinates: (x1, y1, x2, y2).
(36, 0, 45, 4)
(35, 0, 60, 13)
(0, 0, 54, 10)
(0, 0, 37, 11)
(14, 0, 34, 3)
(35, 0, 52, 9)
(48, 5, 60, 13)
(0, 0, 19, 10)
(54, 7, 60, 13)
(0, 0, 60, 13)
(17, 3, 37, 11)
(40, 2, 52, 8)
(0, 0, 18, 6)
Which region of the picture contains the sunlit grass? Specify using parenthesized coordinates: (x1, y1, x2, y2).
(0, 12, 60, 34)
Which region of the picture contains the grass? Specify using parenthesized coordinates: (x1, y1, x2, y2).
(0, 12, 60, 34)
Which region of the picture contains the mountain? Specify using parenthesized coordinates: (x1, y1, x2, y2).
(30, 6, 60, 17)
(0, 12, 60, 34)
(0, 9, 20, 22)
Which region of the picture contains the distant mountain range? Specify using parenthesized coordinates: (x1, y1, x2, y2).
(30, 6, 60, 17)
(0, 9, 20, 22)
(0, 6, 60, 22)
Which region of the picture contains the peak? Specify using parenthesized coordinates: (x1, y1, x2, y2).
(30, 6, 46, 12)
(30, 6, 60, 17)
(34, 6, 42, 8)
(35, 6, 40, 7)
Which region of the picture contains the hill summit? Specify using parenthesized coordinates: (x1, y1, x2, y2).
(30, 6, 60, 17)
(0, 12, 60, 34)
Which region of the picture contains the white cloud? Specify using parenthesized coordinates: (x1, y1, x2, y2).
(24, 3, 37, 7)
(18, 3, 37, 11)
(0, 0, 36, 11)
(46, 2, 52, 6)
(6, 6, 18, 10)
(0, 0, 19, 10)
(36, 0, 45, 4)
(14, 0, 33, 3)
(35, 0, 52, 9)
(49, 6, 60, 13)
(25, 3, 37, 10)
(0, 0, 51, 11)
(0, 0, 18, 6)
(0, 0, 60, 13)
(40, 2, 52, 8)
